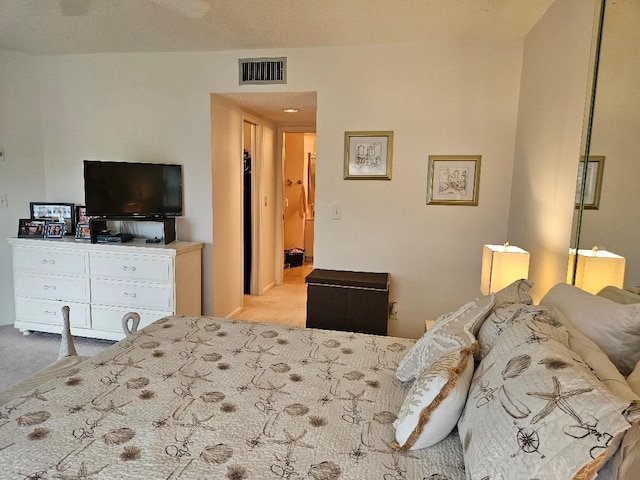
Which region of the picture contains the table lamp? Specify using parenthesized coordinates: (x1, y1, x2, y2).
(481, 243, 530, 295)
(568, 246, 625, 295)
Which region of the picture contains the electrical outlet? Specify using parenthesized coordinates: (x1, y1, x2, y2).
(388, 302, 398, 319)
(0, 194, 8, 208)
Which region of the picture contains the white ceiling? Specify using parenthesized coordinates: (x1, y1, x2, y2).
(0, 0, 554, 124)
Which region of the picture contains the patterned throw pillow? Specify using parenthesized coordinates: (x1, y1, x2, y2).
(459, 319, 637, 480)
(493, 278, 534, 308)
(395, 295, 495, 383)
(394, 348, 475, 450)
(476, 303, 567, 360)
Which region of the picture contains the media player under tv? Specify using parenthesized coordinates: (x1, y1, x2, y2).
(96, 232, 134, 243)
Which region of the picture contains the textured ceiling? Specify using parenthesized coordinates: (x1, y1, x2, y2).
(0, 0, 554, 124)
(0, 0, 554, 56)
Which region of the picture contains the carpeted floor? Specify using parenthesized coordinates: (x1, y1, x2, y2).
(230, 262, 311, 327)
(0, 326, 115, 391)
(0, 263, 311, 391)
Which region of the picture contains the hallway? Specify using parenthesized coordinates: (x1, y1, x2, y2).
(229, 263, 312, 327)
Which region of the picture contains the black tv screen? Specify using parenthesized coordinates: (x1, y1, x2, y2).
(84, 160, 183, 218)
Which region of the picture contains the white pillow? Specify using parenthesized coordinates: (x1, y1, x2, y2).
(541, 283, 640, 376)
(394, 349, 474, 450)
(395, 295, 494, 383)
(597, 286, 640, 305)
(459, 319, 636, 479)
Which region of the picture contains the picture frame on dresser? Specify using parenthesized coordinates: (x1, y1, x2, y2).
(17, 218, 46, 238)
(45, 222, 65, 239)
(75, 222, 91, 241)
(30, 202, 75, 235)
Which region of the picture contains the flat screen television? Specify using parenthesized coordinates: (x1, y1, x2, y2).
(84, 160, 183, 218)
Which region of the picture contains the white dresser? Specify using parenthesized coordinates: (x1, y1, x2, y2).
(8, 237, 203, 340)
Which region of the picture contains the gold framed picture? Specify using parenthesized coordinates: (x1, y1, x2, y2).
(426, 155, 481, 206)
(344, 131, 393, 180)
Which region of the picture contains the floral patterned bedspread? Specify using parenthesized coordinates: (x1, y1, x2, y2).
(0, 316, 465, 480)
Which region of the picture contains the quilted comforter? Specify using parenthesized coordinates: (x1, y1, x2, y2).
(0, 316, 466, 479)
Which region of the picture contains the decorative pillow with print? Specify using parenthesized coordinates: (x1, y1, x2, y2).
(395, 295, 495, 383)
(477, 303, 567, 360)
(394, 348, 475, 450)
(459, 319, 638, 480)
(493, 278, 534, 309)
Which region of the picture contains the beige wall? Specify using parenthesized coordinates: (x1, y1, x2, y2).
(211, 95, 244, 316)
(0, 42, 529, 338)
(258, 124, 277, 294)
(507, 0, 599, 302)
(0, 50, 46, 326)
(0, 4, 598, 336)
(313, 41, 524, 338)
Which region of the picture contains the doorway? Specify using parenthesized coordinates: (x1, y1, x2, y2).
(282, 132, 315, 284)
(211, 92, 317, 319)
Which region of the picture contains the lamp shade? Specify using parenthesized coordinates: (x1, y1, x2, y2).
(568, 248, 625, 295)
(481, 244, 530, 295)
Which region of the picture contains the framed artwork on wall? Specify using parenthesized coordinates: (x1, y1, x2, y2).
(575, 156, 605, 210)
(426, 155, 481, 206)
(30, 202, 75, 235)
(344, 131, 393, 180)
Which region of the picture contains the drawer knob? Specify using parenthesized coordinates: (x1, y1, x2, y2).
(123, 292, 138, 298)
(44, 285, 57, 291)
(44, 310, 57, 316)
(42, 259, 56, 265)
(122, 266, 137, 272)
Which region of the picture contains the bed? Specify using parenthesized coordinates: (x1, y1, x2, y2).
(1, 281, 640, 479)
(0, 316, 465, 479)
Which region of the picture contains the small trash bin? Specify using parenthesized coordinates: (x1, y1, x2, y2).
(284, 248, 305, 268)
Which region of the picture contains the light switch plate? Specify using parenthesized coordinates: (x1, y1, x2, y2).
(331, 204, 341, 220)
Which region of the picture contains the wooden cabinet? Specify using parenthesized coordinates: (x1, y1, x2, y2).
(8, 237, 202, 340)
(305, 269, 389, 335)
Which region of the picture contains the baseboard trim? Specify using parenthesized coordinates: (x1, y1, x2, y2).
(0, 317, 14, 327)
(260, 282, 276, 296)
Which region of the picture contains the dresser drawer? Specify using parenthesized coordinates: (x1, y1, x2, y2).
(91, 279, 173, 311)
(14, 273, 90, 303)
(90, 253, 172, 283)
(15, 297, 90, 327)
(13, 246, 88, 276)
(91, 305, 173, 334)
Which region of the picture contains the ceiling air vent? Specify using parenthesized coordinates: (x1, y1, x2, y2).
(239, 57, 287, 85)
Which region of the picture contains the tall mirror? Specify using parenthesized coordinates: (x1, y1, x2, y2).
(571, 0, 640, 293)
